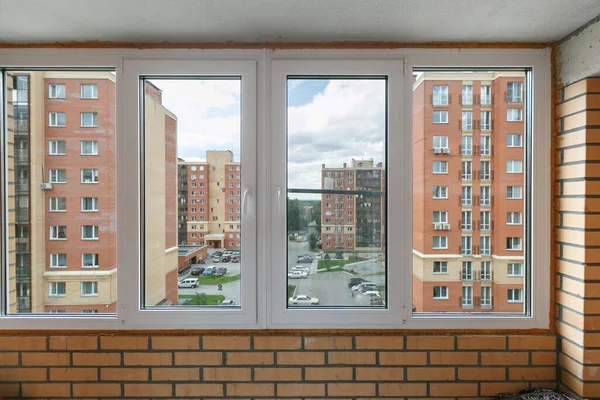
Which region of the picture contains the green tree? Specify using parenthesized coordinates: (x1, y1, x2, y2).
(324, 253, 330, 260)
(287, 198, 303, 231)
(310, 201, 321, 232)
(308, 233, 317, 251)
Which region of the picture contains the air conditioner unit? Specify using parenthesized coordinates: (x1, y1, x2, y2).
(41, 183, 53, 190)
(433, 148, 442, 154)
(434, 223, 443, 230)
(442, 148, 450, 154)
(442, 224, 451, 230)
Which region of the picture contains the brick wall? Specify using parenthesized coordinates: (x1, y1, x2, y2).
(556, 77, 600, 398)
(0, 334, 556, 399)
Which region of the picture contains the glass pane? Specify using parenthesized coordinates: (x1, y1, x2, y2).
(412, 70, 526, 314)
(4, 70, 116, 314)
(142, 78, 241, 308)
(286, 77, 387, 308)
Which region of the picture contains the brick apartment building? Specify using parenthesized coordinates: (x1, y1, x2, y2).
(5, 73, 178, 313)
(412, 72, 526, 313)
(320, 159, 385, 252)
(177, 150, 241, 250)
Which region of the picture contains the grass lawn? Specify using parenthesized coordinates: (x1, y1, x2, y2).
(287, 285, 296, 298)
(196, 274, 241, 285)
(367, 271, 386, 276)
(318, 259, 357, 269)
(178, 293, 225, 305)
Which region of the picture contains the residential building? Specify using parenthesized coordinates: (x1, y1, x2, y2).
(412, 72, 525, 313)
(5, 73, 178, 313)
(177, 150, 241, 250)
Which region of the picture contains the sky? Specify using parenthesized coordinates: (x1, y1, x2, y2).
(152, 77, 386, 199)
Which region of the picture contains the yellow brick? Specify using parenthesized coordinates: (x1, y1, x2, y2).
(253, 336, 301, 350)
(305, 367, 353, 381)
(226, 383, 274, 397)
(356, 336, 403, 349)
(406, 336, 454, 350)
(408, 367, 454, 381)
(480, 352, 529, 365)
(203, 336, 250, 350)
(356, 367, 403, 381)
(430, 352, 478, 365)
(152, 336, 199, 350)
(101, 367, 148, 381)
(304, 336, 353, 349)
(73, 383, 121, 397)
(277, 383, 325, 397)
(277, 352, 323, 365)
(328, 351, 376, 365)
(174, 351, 222, 366)
(378, 383, 427, 396)
(254, 367, 301, 381)
(152, 367, 199, 381)
(228, 351, 274, 365)
(124, 383, 172, 397)
(22, 383, 70, 398)
(175, 383, 224, 397)
(328, 383, 376, 397)
(101, 336, 149, 350)
(508, 336, 556, 350)
(203, 367, 251, 381)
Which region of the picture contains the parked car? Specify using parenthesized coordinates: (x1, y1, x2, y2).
(362, 290, 382, 298)
(220, 255, 231, 262)
(348, 277, 368, 288)
(213, 251, 223, 257)
(315, 253, 324, 260)
(178, 278, 199, 288)
(351, 282, 378, 292)
(287, 270, 308, 279)
(220, 299, 235, 306)
(370, 297, 385, 306)
(203, 266, 217, 276)
(215, 267, 227, 277)
(288, 295, 319, 306)
(191, 267, 205, 276)
(212, 256, 221, 263)
(231, 255, 240, 263)
(178, 265, 191, 275)
(292, 265, 309, 272)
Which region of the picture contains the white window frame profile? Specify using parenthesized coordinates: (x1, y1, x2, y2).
(80, 83, 98, 99)
(507, 160, 523, 173)
(461, 135, 472, 155)
(81, 168, 98, 183)
(82, 253, 99, 268)
(432, 85, 449, 105)
(508, 289, 524, 303)
(50, 253, 67, 269)
(462, 186, 472, 206)
(432, 185, 448, 199)
(49, 140, 66, 155)
(432, 236, 448, 249)
(433, 110, 448, 124)
(49, 197, 67, 212)
(81, 282, 98, 297)
(432, 135, 448, 150)
(49, 83, 66, 99)
(81, 225, 99, 240)
(507, 108, 523, 122)
(80, 140, 98, 155)
(433, 160, 448, 174)
(433, 286, 448, 300)
(48, 111, 66, 127)
(433, 261, 448, 274)
(0, 48, 550, 331)
(81, 197, 99, 212)
(49, 168, 66, 183)
(507, 134, 523, 147)
(80, 112, 98, 127)
(49, 282, 66, 297)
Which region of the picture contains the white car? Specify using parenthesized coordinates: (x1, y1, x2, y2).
(288, 270, 308, 279)
(288, 295, 319, 305)
(351, 282, 377, 292)
(291, 265, 309, 272)
(315, 253, 323, 260)
(362, 290, 382, 298)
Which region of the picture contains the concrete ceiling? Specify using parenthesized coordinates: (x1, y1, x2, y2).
(1, 0, 600, 44)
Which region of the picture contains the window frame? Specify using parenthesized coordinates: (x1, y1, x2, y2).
(0, 48, 550, 331)
(81, 281, 99, 297)
(432, 261, 448, 275)
(80, 111, 98, 127)
(48, 111, 66, 127)
(432, 160, 448, 174)
(507, 107, 523, 122)
(432, 110, 448, 124)
(432, 185, 448, 199)
(48, 83, 66, 99)
(49, 197, 67, 212)
(49, 140, 66, 155)
(80, 83, 98, 99)
(80, 140, 99, 155)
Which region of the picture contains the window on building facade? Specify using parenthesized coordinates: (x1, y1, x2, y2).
(507, 160, 523, 173)
(49, 83, 66, 99)
(81, 168, 99, 183)
(80, 84, 98, 99)
(462, 286, 473, 307)
(433, 286, 448, 299)
(50, 253, 67, 268)
(508, 263, 523, 277)
(81, 282, 98, 296)
(432, 185, 448, 199)
(80, 112, 98, 127)
(433, 261, 448, 274)
(49, 282, 66, 297)
(461, 186, 472, 206)
(462, 85, 473, 105)
(82, 253, 99, 268)
(81, 140, 98, 155)
(480, 110, 492, 131)
(507, 82, 523, 103)
(49, 140, 66, 155)
(507, 108, 523, 121)
(49, 112, 66, 127)
(81, 197, 98, 212)
(461, 135, 472, 155)
(480, 85, 491, 105)
(433, 160, 448, 174)
(432, 85, 449, 105)
(507, 185, 523, 199)
(432, 135, 448, 150)
(50, 225, 67, 240)
(49, 168, 67, 183)
(433, 110, 448, 123)
(507, 134, 523, 147)
(433, 236, 448, 249)
(49, 197, 66, 212)
(462, 110, 472, 130)
(480, 136, 491, 156)
(507, 289, 523, 303)
(81, 225, 99, 240)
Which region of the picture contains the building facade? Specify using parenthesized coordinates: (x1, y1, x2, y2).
(412, 72, 526, 313)
(5, 73, 177, 313)
(320, 159, 385, 252)
(178, 150, 241, 250)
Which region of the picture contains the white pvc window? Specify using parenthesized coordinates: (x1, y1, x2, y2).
(462, 286, 473, 307)
(50, 254, 67, 268)
(49, 168, 66, 183)
(433, 236, 448, 249)
(508, 289, 523, 303)
(80, 84, 98, 99)
(81, 197, 98, 212)
(480, 262, 492, 281)
(81, 140, 98, 155)
(480, 136, 491, 155)
(507, 160, 523, 173)
(433, 110, 448, 123)
(507, 134, 523, 147)
(480, 236, 491, 256)
(480, 161, 491, 181)
(49, 140, 66, 155)
(49, 197, 66, 212)
(81, 169, 98, 183)
(0, 47, 551, 331)
(508, 263, 523, 277)
(49, 225, 67, 240)
(507, 108, 523, 121)
(461, 211, 472, 231)
(480, 186, 491, 206)
(461, 135, 472, 155)
(433, 261, 448, 274)
(461, 236, 472, 256)
(49, 282, 66, 297)
(462, 85, 473, 105)
(481, 286, 492, 307)
(507, 211, 522, 225)
(480, 110, 491, 130)
(82, 253, 99, 268)
(80, 112, 97, 127)
(507, 82, 523, 103)
(462, 161, 472, 180)
(433, 160, 448, 174)
(81, 282, 98, 296)
(432, 85, 449, 105)
(433, 286, 448, 299)
(462, 262, 473, 281)
(507, 185, 523, 199)
(461, 186, 472, 206)
(49, 112, 66, 127)
(49, 84, 66, 99)
(480, 211, 491, 231)
(433, 211, 448, 224)
(432, 185, 448, 199)
(462, 111, 472, 130)
(507, 237, 522, 251)
(480, 85, 491, 105)
(81, 225, 99, 240)
(432, 135, 448, 149)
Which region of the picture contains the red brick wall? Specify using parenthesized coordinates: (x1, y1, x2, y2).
(0, 334, 556, 399)
(164, 115, 177, 250)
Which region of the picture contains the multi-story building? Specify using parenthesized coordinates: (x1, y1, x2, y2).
(177, 150, 241, 250)
(320, 159, 385, 252)
(412, 72, 525, 313)
(5, 73, 178, 313)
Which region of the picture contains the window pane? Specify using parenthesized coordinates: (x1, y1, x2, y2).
(4, 70, 116, 314)
(142, 78, 242, 308)
(287, 78, 386, 308)
(413, 69, 525, 314)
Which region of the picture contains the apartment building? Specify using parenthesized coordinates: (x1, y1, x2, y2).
(320, 159, 385, 252)
(412, 72, 525, 313)
(5, 73, 178, 313)
(178, 150, 241, 250)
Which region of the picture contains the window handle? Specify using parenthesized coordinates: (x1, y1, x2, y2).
(242, 187, 253, 216)
(276, 186, 282, 216)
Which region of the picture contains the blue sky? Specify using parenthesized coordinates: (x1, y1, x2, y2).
(153, 78, 386, 198)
